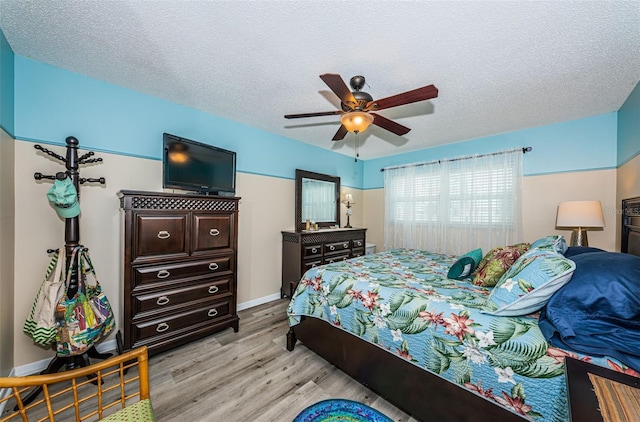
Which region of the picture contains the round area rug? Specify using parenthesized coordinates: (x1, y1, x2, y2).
(293, 399, 393, 422)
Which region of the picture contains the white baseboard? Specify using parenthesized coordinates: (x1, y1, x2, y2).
(10, 293, 283, 378)
(237, 292, 282, 311)
(13, 340, 117, 377)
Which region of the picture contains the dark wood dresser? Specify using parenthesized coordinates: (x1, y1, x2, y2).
(118, 190, 240, 356)
(281, 228, 366, 298)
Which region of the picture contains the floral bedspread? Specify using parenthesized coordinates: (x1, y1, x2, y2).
(286, 249, 633, 421)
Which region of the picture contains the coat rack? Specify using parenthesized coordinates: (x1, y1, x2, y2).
(21, 136, 109, 406)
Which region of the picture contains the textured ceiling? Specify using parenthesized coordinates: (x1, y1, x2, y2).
(1, 1, 639, 160)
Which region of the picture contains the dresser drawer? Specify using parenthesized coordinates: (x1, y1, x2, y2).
(352, 248, 365, 258)
(324, 254, 350, 264)
(303, 244, 322, 258)
(133, 277, 232, 315)
(192, 214, 232, 253)
(132, 256, 233, 288)
(132, 299, 232, 342)
(324, 241, 351, 254)
(303, 258, 322, 272)
(133, 213, 189, 261)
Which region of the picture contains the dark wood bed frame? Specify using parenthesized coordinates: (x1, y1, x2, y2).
(286, 196, 640, 422)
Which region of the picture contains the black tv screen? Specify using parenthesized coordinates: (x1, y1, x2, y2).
(163, 133, 236, 195)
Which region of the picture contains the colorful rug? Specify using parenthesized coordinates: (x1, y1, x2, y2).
(293, 399, 393, 422)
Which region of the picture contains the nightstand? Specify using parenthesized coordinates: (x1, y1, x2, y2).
(565, 357, 640, 421)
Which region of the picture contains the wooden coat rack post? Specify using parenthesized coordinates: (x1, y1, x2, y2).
(22, 136, 109, 406)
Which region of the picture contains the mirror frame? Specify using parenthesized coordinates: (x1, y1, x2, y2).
(295, 169, 341, 232)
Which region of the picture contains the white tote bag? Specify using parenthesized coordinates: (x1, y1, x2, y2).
(23, 247, 67, 346)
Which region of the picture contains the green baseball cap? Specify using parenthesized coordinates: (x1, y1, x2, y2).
(46, 178, 80, 218)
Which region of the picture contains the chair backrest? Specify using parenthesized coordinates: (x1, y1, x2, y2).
(0, 346, 150, 422)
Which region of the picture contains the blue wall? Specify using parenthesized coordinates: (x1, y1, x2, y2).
(363, 113, 618, 189)
(0, 29, 14, 136)
(12, 57, 364, 188)
(5, 53, 634, 191)
(618, 81, 640, 166)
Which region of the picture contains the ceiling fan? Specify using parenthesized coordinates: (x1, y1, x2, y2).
(284, 73, 438, 141)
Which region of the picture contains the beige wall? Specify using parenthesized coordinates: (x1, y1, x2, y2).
(1, 129, 15, 376)
(616, 154, 640, 249)
(11, 140, 297, 367)
(361, 168, 618, 253)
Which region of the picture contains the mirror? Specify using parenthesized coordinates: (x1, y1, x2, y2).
(295, 169, 340, 231)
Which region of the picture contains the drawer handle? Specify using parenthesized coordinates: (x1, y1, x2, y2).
(157, 230, 171, 239)
(328, 259, 334, 263)
(208, 285, 219, 294)
(311, 263, 317, 268)
(356, 241, 362, 246)
(156, 322, 170, 333)
(157, 270, 171, 279)
(329, 245, 335, 251)
(311, 247, 318, 253)
(208, 308, 218, 317)
(156, 296, 170, 306)
(209, 263, 219, 271)
(343, 243, 348, 248)
(209, 228, 220, 236)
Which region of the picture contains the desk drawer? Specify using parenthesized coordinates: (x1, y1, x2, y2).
(133, 256, 233, 288)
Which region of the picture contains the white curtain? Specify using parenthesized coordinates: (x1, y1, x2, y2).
(383, 149, 524, 255)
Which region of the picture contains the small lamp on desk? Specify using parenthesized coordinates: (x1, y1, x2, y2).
(342, 193, 355, 228)
(556, 200, 605, 246)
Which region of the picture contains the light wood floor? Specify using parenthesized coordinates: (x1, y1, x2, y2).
(1, 299, 418, 422)
(149, 299, 419, 422)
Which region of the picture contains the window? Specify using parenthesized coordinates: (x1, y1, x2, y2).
(384, 149, 523, 254)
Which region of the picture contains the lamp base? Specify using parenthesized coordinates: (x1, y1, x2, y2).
(569, 228, 588, 247)
(344, 215, 352, 228)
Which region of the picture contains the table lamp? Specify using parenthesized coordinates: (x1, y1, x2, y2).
(342, 193, 355, 228)
(556, 200, 605, 246)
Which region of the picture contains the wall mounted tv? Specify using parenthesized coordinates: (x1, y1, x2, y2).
(163, 133, 236, 195)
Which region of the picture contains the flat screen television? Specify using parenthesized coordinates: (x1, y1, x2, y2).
(163, 133, 236, 195)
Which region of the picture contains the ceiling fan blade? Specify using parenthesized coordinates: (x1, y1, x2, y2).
(320, 73, 357, 107)
(367, 84, 438, 111)
(371, 113, 411, 136)
(284, 110, 342, 119)
(332, 125, 348, 141)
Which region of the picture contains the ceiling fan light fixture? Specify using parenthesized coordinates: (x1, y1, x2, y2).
(340, 111, 374, 134)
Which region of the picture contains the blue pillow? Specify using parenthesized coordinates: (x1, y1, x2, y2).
(563, 246, 605, 258)
(539, 251, 640, 371)
(530, 235, 568, 254)
(447, 248, 482, 280)
(482, 249, 575, 316)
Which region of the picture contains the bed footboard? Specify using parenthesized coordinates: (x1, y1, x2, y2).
(288, 317, 525, 422)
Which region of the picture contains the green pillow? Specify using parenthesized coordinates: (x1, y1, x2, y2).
(472, 243, 530, 287)
(447, 248, 483, 280)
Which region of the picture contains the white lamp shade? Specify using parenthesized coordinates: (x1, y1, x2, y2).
(342, 193, 355, 204)
(556, 200, 605, 228)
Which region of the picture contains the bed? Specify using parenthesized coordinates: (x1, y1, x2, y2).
(286, 197, 640, 421)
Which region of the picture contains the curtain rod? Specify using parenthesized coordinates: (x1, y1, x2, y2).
(380, 147, 532, 172)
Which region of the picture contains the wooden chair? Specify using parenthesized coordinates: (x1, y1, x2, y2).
(0, 346, 155, 421)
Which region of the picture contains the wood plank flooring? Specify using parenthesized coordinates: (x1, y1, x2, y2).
(150, 299, 419, 422)
(1, 299, 419, 421)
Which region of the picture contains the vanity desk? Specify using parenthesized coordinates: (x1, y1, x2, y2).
(281, 228, 367, 298)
